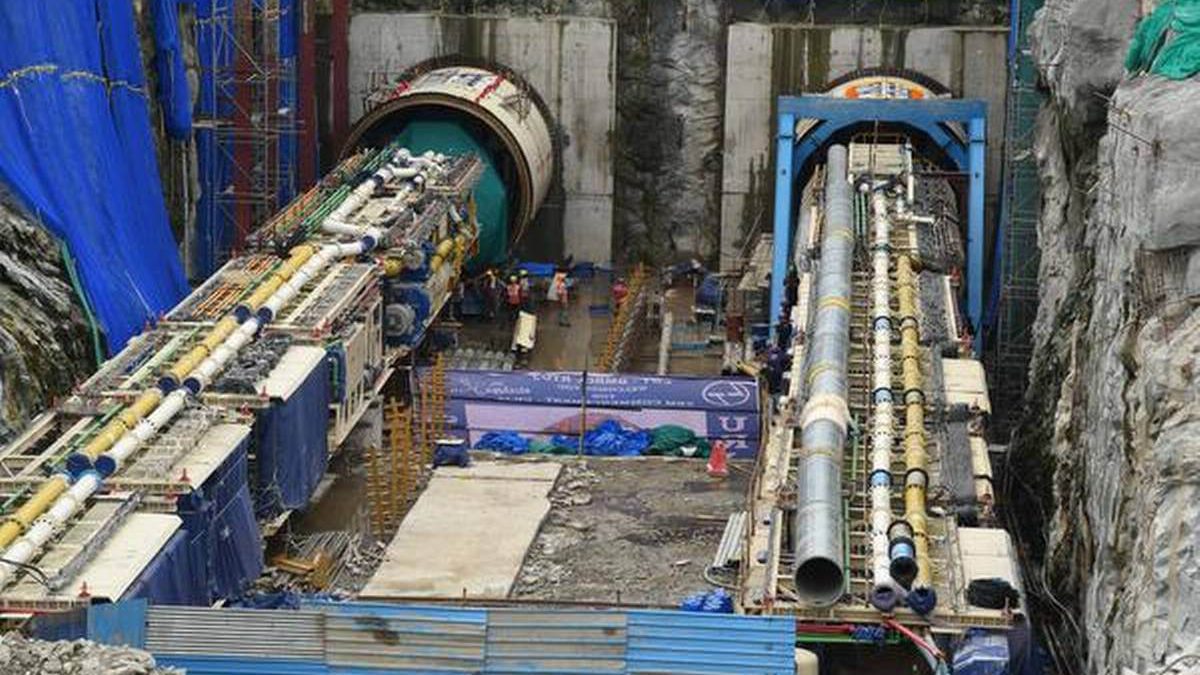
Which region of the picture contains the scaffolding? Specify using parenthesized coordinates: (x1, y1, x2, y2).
(194, 0, 300, 277)
(988, 0, 1045, 436)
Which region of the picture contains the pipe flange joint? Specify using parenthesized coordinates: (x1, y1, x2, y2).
(869, 468, 892, 487)
(156, 375, 179, 393)
(904, 467, 930, 488)
(871, 387, 893, 404)
(94, 455, 118, 478)
(800, 394, 850, 435)
(64, 453, 94, 478)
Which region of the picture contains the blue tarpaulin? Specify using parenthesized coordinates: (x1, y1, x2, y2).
(551, 420, 652, 457)
(952, 630, 1010, 675)
(253, 357, 331, 516)
(150, 0, 192, 139)
(194, 0, 232, 277)
(124, 528, 207, 606)
(177, 431, 263, 601)
(0, 1, 188, 351)
(474, 431, 531, 454)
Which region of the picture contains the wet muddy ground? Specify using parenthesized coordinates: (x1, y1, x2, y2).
(510, 456, 749, 606)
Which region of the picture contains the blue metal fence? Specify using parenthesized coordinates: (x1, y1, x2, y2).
(89, 600, 797, 675)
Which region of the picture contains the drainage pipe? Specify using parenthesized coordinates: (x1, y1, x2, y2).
(867, 188, 902, 612)
(893, 253, 936, 613)
(0, 235, 378, 589)
(792, 145, 854, 606)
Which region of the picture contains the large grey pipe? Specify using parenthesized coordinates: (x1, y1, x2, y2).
(793, 145, 854, 605)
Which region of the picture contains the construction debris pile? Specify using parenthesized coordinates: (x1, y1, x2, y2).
(0, 633, 177, 675)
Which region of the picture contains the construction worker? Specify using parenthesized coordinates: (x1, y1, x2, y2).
(611, 276, 629, 311)
(518, 268, 532, 311)
(482, 269, 501, 321)
(505, 275, 523, 326)
(553, 269, 570, 327)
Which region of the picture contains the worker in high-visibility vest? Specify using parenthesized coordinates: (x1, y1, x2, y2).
(553, 270, 570, 327)
(505, 275, 523, 326)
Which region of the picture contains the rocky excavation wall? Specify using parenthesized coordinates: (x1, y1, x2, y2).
(1010, 1, 1200, 673)
(0, 196, 90, 445)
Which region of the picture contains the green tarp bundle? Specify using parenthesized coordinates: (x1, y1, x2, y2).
(1126, 0, 1200, 79)
(646, 424, 711, 458)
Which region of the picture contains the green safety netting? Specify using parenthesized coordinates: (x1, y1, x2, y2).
(395, 120, 509, 266)
(1126, 0, 1200, 79)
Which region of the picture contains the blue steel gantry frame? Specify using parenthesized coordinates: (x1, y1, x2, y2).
(769, 96, 988, 346)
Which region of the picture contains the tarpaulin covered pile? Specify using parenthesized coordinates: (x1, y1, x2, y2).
(551, 420, 652, 457)
(0, 2, 188, 351)
(474, 422, 711, 458)
(1126, 0, 1200, 79)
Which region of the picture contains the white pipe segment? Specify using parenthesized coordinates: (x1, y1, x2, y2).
(0, 473, 101, 588)
(868, 189, 902, 612)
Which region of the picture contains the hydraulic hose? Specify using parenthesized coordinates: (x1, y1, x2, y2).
(793, 145, 854, 606)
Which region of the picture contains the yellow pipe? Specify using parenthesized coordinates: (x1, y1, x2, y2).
(117, 390, 162, 429)
(79, 419, 130, 460)
(897, 254, 932, 590)
(243, 275, 285, 311)
(200, 316, 239, 351)
(0, 475, 68, 548)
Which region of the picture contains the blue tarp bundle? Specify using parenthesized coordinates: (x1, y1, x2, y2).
(177, 432, 263, 601)
(0, 1, 188, 351)
(474, 431, 531, 454)
(551, 420, 652, 457)
(125, 528, 207, 606)
(253, 358, 331, 516)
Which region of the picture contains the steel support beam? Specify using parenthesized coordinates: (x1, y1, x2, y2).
(768, 96, 988, 344)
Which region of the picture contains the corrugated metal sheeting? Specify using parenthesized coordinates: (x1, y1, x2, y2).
(320, 601, 487, 672)
(101, 601, 795, 674)
(146, 606, 325, 661)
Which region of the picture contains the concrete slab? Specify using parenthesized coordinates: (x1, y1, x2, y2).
(361, 460, 562, 599)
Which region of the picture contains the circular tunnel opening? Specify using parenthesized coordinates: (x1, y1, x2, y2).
(341, 63, 556, 267)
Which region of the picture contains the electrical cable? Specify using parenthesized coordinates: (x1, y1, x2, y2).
(0, 557, 51, 589)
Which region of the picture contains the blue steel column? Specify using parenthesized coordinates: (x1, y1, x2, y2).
(769, 112, 796, 341)
(967, 116, 986, 348)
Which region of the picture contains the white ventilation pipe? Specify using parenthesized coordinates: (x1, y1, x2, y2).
(868, 188, 902, 612)
(321, 147, 444, 241)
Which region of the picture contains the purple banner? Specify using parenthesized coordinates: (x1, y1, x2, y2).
(443, 370, 759, 412)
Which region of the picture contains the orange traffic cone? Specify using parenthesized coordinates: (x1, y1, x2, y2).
(707, 440, 728, 478)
